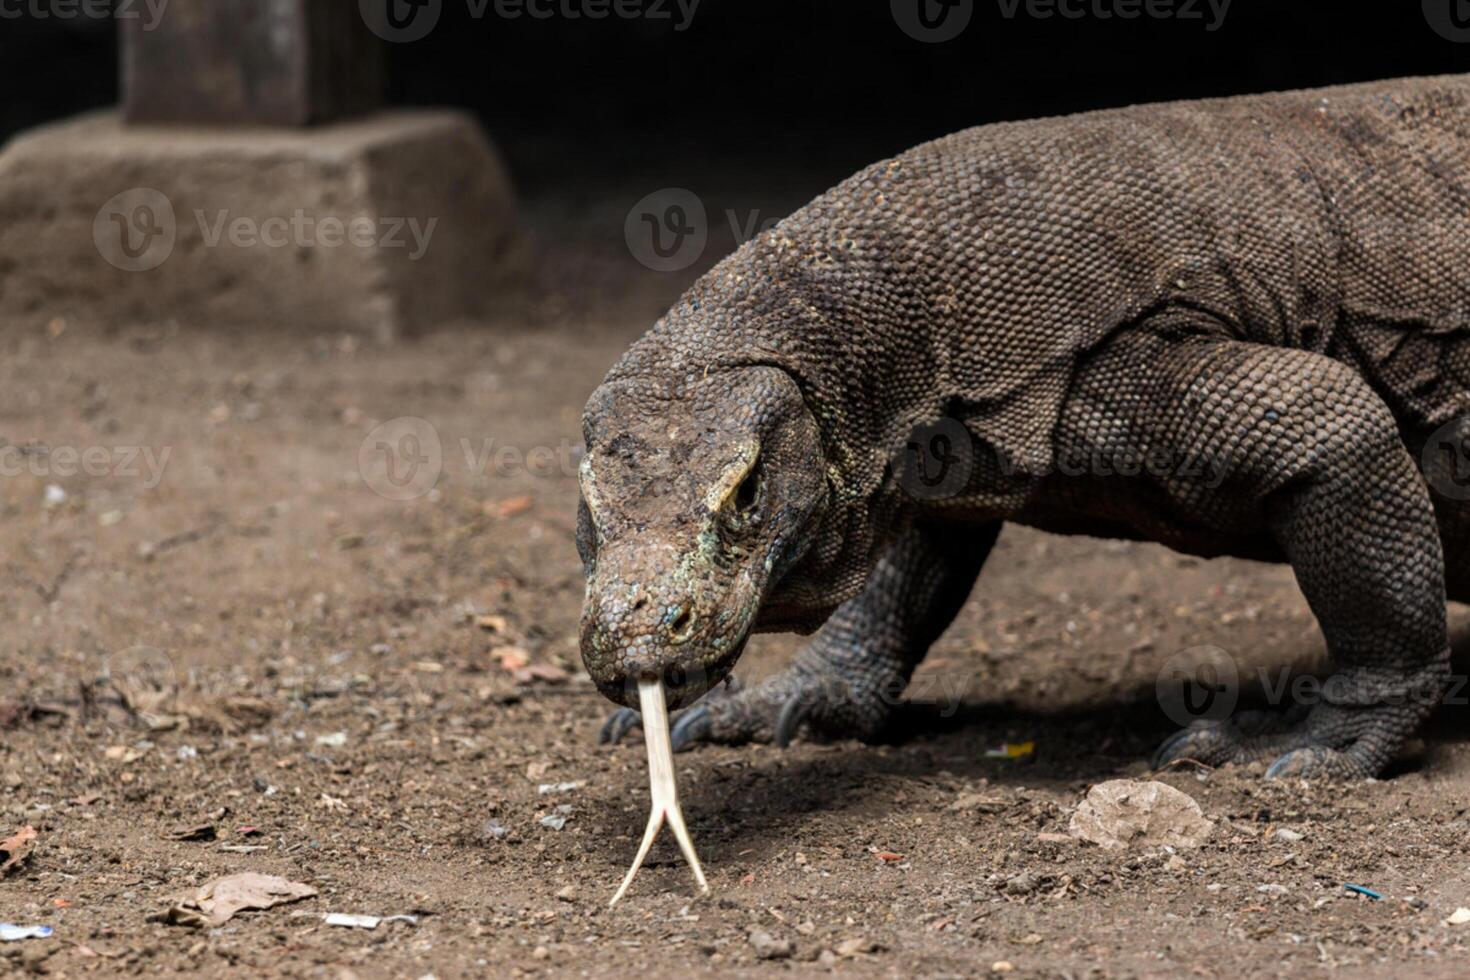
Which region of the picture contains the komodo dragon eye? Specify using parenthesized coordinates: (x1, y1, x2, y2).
(732, 464, 761, 514)
(706, 446, 764, 524)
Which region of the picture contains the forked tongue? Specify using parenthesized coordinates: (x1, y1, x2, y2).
(609, 676, 710, 905)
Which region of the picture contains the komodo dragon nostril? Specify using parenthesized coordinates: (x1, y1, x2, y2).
(666, 602, 697, 643)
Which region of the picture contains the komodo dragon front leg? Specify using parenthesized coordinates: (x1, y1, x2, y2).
(1059, 332, 1452, 779)
(602, 519, 1000, 750)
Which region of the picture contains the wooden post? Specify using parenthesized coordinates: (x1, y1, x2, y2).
(121, 0, 384, 126)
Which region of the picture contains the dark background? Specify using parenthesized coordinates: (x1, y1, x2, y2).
(3, 1, 1469, 196)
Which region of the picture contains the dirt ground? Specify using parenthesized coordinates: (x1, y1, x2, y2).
(6, 190, 1470, 980)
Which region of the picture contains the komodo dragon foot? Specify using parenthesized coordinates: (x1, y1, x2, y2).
(1153, 655, 1448, 778)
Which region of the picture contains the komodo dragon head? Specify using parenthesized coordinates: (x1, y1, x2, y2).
(576, 366, 829, 709)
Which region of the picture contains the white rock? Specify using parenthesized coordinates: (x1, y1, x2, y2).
(537, 781, 584, 795)
(1069, 779, 1214, 850)
(325, 913, 381, 929)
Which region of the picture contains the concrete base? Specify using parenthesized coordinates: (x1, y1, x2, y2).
(0, 110, 520, 340)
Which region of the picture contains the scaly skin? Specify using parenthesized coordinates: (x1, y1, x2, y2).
(579, 74, 1470, 778)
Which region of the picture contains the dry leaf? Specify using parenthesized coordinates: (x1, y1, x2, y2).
(212, 695, 276, 731)
(157, 872, 316, 927)
(516, 662, 569, 685)
(493, 646, 530, 672)
(166, 824, 217, 842)
(0, 700, 70, 730)
(476, 615, 509, 634)
(488, 496, 534, 519)
(1, 826, 37, 873)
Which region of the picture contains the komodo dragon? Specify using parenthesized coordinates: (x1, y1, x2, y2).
(577, 74, 1470, 780)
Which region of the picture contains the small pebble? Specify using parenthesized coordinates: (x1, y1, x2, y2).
(748, 930, 792, 960)
(834, 937, 875, 957)
(1004, 872, 1039, 895)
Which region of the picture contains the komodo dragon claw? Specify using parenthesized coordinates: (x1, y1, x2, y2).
(600, 663, 892, 751)
(667, 693, 809, 750)
(600, 677, 749, 750)
(599, 707, 642, 745)
(599, 677, 777, 751)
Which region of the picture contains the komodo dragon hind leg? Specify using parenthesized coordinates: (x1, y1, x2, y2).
(1069, 335, 1455, 779)
(601, 519, 1000, 751)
